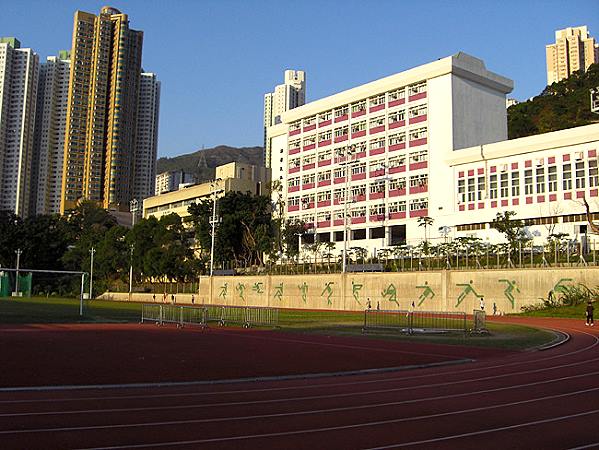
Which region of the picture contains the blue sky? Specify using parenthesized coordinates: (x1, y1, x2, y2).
(2, 0, 598, 158)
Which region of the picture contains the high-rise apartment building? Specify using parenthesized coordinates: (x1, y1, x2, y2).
(32, 51, 70, 215)
(61, 6, 144, 213)
(155, 170, 197, 195)
(0, 37, 39, 217)
(264, 70, 305, 168)
(546, 26, 599, 85)
(133, 72, 160, 201)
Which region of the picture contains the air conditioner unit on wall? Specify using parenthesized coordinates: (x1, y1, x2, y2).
(500, 164, 508, 173)
(575, 151, 584, 161)
(535, 158, 544, 167)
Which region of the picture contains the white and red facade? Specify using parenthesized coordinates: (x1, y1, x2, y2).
(268, 53, 516, 255)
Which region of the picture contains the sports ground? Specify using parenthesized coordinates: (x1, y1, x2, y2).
(0, 301, 597, 449)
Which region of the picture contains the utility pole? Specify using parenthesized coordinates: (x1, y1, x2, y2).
(210, 179, 223, 277)
(14, 248, 22, 296)
(89, 247, 96, 300)
(129, 199, 138, 301)
(340, 145, 356, 273)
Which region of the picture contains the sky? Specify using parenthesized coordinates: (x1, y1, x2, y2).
(1, 0, 598, 158)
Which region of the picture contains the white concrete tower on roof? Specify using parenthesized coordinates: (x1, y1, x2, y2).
(269, 52, 513, 257)
(546, 26, 599, 85)
(0, 38, 39, 218)
(32, 51, 70, 215)
(264, 69, 306, 168)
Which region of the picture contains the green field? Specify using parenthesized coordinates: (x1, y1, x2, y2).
(0, 296, 556, 351)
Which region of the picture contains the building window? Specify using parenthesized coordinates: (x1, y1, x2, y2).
(369, 137, 385, 150)
(351, 121, 366, 133)
(333, 167, 346, 179)
(334, 106, 349, 118)
(524, 169, 533, 195)
(369, 115, 385, 128)
(548, 166, 557, 192)
(318, 130, 332, 142)
(351, 101, 366, 114)
(563, 163, 572, 190)
(388, 132, 406, 146)
(388, 201, 406, 213)
(389, 177, 406, 191)
(317, 171, 331, 182)
(408, 82, 426, 96)
(317, 191, 331, 202)
(288, 177, 300, 188)
(411, 174, 428, 189)
(370, 180, 386, 194)
(535, 167, 545, 194)
(409, 149, 428, 163)
(511, 171, 520, 196)
(576, 162, 586, 189)
(334, 126, 348, 138)
(589, 159, 598, 187)
(389, 155, 406, 167)
(409, 127, 427, 141)
(388, 88, 405, 102)
(409, 197, 428, 211)
(489, 174, 498, 199)
(369, 94, 385, 107)
(318, 111, 332, 123)
(408, 105, 427, 118)
(318, 150, 332, 161)
(468, 177, 476, 201)
(388, 110, 405, 124)
(477, 176, 486, 200)
(304, 116, 316, 127)
(351, 163, 366, 176)
(458, 179, 466, 203)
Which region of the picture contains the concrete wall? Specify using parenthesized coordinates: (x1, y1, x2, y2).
(102, 266, 598, 314)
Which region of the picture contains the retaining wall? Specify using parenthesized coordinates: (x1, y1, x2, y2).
(100, 266, 599, 314)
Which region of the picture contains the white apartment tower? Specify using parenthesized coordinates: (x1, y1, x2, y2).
(0, 38, 39, 217)
(546, 26, 599, 85)
(133, 72, 161, 201)
(264, 70, 306, 168)
(32, 51, 70, 215)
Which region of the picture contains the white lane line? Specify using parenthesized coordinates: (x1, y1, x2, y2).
(364, 410, 599, 449)
(568, 443, 599, 450)
(71, 390, 599, 449)
(0, 324, 595, 405)
(2, 368, 598, 435)
(3, 353, 599, 418)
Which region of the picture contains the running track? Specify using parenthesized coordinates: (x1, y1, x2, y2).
(0, 317, 597, 449)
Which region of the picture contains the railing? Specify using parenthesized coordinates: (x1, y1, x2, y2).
(141, 304, 279, 329)
(363, 309, 468, 334)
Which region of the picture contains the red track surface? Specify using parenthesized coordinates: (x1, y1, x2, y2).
(0, 317, 597, 449)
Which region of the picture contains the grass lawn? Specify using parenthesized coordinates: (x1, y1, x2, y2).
(0, 297, 556, 351)
(518, 302, 591, 319)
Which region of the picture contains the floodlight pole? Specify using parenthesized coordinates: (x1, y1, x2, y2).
(129, 199, 138, 301)
(210, 179, 222, 277)
(341, 145, 356, 273)
(80, 273, 85, 316)
(89, 247, 95, 300)
(15, 248, 22, 295)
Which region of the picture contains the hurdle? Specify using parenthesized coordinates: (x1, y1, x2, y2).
(363, 309, 467, 334)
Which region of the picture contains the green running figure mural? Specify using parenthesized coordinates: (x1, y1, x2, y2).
(416, 281, 435, 306)
(219, 283, 228, 299)
(381, 283, 399, 307)
(298, 282, 309, 303)
(252, 282, 264, 294)
(455, 280, 483, 307)
(235, 283, 246, 302)
(321, 282, 334, 305)
(273, 282, 284, 302)
(352, 280, 364, 305)
(498, 279, 520, 308)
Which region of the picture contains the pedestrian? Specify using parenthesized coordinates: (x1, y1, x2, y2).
(376, 301, 380, 311)
(162, 292, 166, 303)
(191, 294, 195, 305)
(479, 297, 485, 311)
(367, 298, 371, 309)
(493, 302, 497, 316)
(171, 293, 175, 304)
(152, 293, 156, 302)
(586, 301, 594, 326)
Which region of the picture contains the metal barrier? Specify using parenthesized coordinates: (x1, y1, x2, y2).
(363, 309, 467, 334)
(143, 304, 280, 329)
(473, 309, 487, 331)
(141, 304, 162, 324)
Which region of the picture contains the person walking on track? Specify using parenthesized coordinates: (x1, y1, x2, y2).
(586, 301, 594, 326)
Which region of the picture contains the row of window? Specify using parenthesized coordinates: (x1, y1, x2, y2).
(457, 160, 599, 202)
(288, 146, 428, 170)
(289, 121, 428, 149)
(455, 212, 599, 232)
(291, 197, 429, 224)
(289, 82, 427, 132)
(289, 176, 429, 204)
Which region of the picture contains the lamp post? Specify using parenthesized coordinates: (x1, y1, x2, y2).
(89, 247, 95, 300)
(129, 199, 138, 301)
(14, 248, 22, 296)
(210, 179, 223, 277)
(339, 145, 357, 273)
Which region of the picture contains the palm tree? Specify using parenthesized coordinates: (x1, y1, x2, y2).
(418, 216, 434, 245)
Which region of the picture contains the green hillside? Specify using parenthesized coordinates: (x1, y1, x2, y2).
(156, 145, 263, 183)
(508, 63, 599, 139)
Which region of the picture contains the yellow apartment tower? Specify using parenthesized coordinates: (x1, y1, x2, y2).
(546, 26, 599, 85)
(61, 6, 143, 212)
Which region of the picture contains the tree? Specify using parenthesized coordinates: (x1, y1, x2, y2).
(491, 211, 527, 253)
(418, 216, 434, 244)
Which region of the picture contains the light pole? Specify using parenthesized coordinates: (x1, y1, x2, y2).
(128, 199, 138, 301)
(210, 179, 223, 277)
(340, 145, 356, 273)
(89, 247, 95, 300)
(14, 248, 22, 296)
